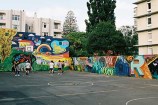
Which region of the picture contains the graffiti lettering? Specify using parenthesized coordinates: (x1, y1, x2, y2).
(101, 67, 114, 75)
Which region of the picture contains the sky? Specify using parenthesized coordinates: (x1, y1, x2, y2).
(0, 0, 136, 32)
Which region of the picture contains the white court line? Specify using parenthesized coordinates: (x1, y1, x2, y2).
(48, 80, 119, 87)
(146, 84, 158, 87)
(125, 97, 158, 105)
(7, 80, 118, 88)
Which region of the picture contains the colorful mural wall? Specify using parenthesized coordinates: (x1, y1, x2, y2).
(0, 31, 70, 72)
(12, 32, 69, 59)
(72, 55, 158, 79)
(1, 29, 158, 80)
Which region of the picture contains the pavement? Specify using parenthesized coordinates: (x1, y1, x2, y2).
(0, 71, 158, 105)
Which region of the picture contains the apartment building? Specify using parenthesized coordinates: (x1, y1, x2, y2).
(25, 13, 62, 38)
(0, 10, 25, 32)
(0, 10, 62, 38)
(134, 0, 158, 55)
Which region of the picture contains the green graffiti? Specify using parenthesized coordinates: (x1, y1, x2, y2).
(75, 65, 82, 71)
(101, 67, 114, 75)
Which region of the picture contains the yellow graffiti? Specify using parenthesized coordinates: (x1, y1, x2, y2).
(0, 28, 17, 62)
(53, 43, 66, 54)
(19, 42, 31, 47)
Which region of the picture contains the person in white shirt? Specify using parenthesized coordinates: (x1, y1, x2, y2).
(25, 60, 31, 75)
(49, 61, 54, 74)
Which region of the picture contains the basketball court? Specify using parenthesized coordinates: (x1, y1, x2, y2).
(0, 71, 158, 105)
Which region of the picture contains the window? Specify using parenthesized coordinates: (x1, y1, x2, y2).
(147, 2, 151, 10)
(54, 23, 58, 29)
(148, 47, 153, 55)
(42, 32, 48, 36)
(12, 25, 18, 29)
(0, 15, 3, 20)
(12, 15, 20, 20)
(0, 23, 5, 28)
(147, 17, 151, 25)
(148, 31, 152, 39)
(43, 23, 46, 28)
(148, 41, 152, 45)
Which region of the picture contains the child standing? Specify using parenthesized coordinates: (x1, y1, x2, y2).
(49, 61, 54, 74)
(15, 64, 20, 76)
(25, 60, 31, 75)
(57, 60, 62, 75)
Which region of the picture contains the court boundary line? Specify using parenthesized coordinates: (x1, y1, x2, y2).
(125, 97, 158, 105)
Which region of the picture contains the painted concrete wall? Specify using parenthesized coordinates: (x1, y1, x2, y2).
(72, 55, 158, 79)
(1, 31, 158, 80)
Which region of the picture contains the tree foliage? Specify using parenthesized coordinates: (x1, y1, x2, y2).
(119, 26, 138, 55)
(85, 0, 116, 32)
(87, 21, 126, 55)
(63, 11, 79, 35)
(0, 28, 17, 62)
(63, 32, 88, 57)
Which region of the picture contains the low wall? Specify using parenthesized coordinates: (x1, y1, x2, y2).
(71, 55, 158, 79)
(1, 54, 158, 80)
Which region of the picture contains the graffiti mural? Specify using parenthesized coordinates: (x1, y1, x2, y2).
(131, 55, 152, 79)
(0, 28, 17, 62)
(1, 29, 158, 80)
(13, 54, 35, 65)
(0, 30, 70, 72)
(12, 32, 69, 59)
(101, 56, 117, 75)
(115, 56, 130, 76)
(145, 55, 158, 79)
(11, 32, 70, 71)
(12, 54, 36, 71)
(71, 55, 158, 79)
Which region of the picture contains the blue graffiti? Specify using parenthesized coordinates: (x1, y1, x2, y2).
(115, 56, 130, 76)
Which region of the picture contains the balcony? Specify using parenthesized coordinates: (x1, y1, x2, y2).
(0, 19, 6, 23)
(53, 28, 62, 33)
(0, 12, 6, 23)
(0, 23, 6, 28)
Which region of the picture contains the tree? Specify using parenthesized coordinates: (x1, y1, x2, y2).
(0, 28, 17, 62)
(85, 0, 116, 32)
(63, 11, 79, 35)
(63, 32, 89, 57)
(87, 21, 126, 55)
(118, 26, 138, 55)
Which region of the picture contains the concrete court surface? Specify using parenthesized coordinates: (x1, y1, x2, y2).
(1, 71, 158, 105)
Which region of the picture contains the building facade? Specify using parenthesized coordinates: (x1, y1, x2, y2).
(0, 10, 25, 32)
(0, 10, 62, 38)
(134, 0, 158, 55)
